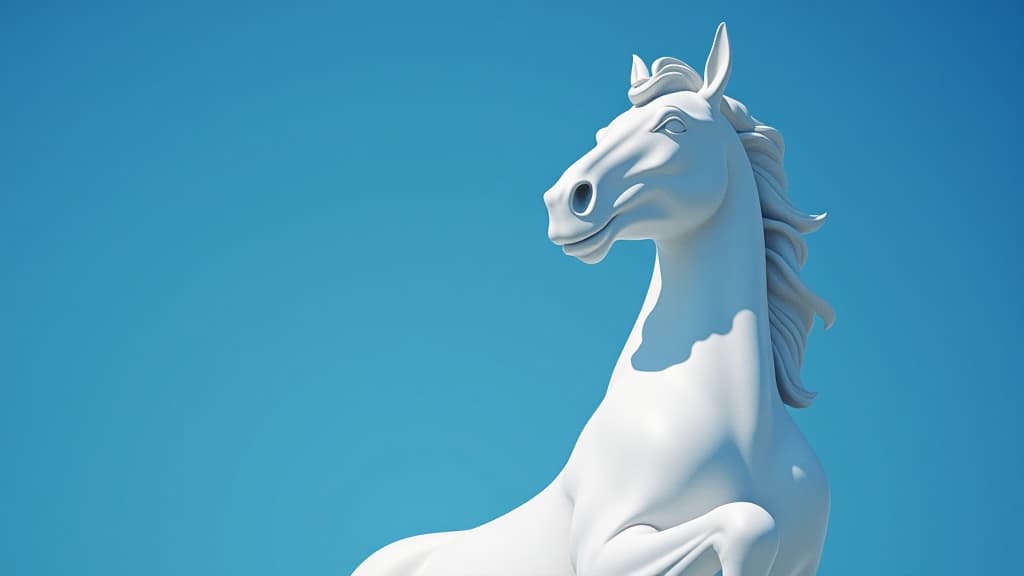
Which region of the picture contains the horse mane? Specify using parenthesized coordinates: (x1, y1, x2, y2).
(629, 58, 835, 408)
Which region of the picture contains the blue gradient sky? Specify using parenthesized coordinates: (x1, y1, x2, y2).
(2, 1, 1022, 574)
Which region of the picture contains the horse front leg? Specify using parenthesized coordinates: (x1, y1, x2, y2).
(573, 502, 779, 576)
(352, 531, 461, 576)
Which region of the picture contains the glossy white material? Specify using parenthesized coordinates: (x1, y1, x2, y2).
(353, 23, 833, 576)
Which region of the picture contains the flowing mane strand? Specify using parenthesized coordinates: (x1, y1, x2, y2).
(628, 58, 835, 408)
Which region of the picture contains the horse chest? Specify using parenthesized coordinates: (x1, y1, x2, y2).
(564, 382, 751, 522)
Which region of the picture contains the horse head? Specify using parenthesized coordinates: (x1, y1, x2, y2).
(544, 23, 737, 264)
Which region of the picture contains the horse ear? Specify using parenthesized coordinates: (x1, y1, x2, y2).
(631, 54, 650, 86)
(698, 22, 732, 106)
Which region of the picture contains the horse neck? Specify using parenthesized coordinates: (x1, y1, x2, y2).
(610, 147, 784, 420)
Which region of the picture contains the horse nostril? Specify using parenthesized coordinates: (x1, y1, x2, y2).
(570, 181, 594, 216)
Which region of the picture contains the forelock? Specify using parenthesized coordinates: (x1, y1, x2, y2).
(628, 57, 703, 107)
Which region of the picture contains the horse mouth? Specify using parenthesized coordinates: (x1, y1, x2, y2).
(561, 216, 616, 256)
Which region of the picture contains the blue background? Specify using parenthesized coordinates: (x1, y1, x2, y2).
(3, 1, 1021, 574)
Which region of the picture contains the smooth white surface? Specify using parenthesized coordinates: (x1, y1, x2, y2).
(353, 23, 833, 576)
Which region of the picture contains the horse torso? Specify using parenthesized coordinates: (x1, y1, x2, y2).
(560, 311, 829, 573)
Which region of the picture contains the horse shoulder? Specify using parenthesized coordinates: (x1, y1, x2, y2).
(565, 383, 753, 536)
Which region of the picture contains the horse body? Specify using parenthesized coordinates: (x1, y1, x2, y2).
(353, 23, 832, 576)
(366, 381, 826, 575)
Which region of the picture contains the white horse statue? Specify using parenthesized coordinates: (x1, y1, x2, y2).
(353, 23, 834, 576)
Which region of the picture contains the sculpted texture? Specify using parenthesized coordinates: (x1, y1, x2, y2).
(354, 23, 833, 576)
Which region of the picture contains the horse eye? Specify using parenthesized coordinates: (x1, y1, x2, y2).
(656, 117, 687, 135)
